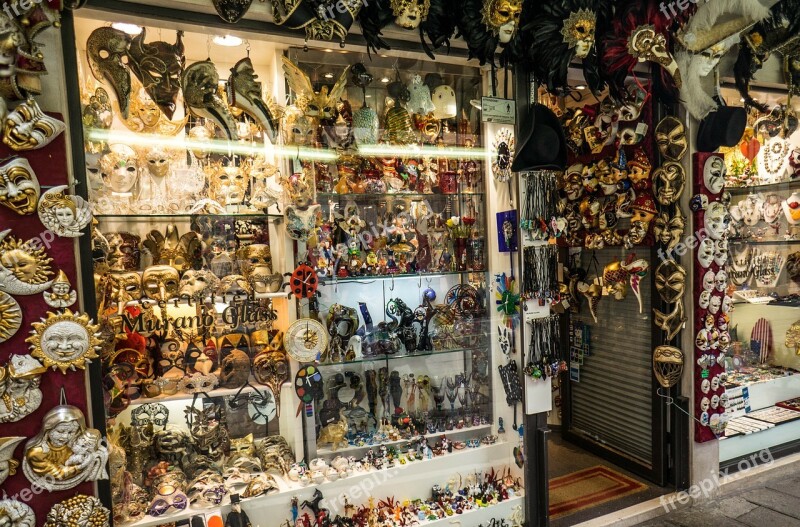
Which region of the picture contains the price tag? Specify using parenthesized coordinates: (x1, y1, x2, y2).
(481, 97, 516, 124)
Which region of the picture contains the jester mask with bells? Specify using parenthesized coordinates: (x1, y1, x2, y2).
(3, 98, 66, 151)
(87, 27, 132, 118)
(37, 186, 92, 238)
(0, 157, 38, 215)
(282, 57, 350, 120)
(183, 60, 237, 141)
(127, 29, 185, 121)
(524, 0, 602, 94)
(228, 57, 281, 142)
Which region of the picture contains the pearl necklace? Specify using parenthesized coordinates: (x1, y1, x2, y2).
(759, 137, 789, 178)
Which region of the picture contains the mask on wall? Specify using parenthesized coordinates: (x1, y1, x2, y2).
(212, 0, 254, 22)
(285, 204, 321, 242)
(183, 60, 237, 141)
(3, 98, 66, 151)
(628, 24, 681, 88)
(127, 29, 184, 120)
(228, 57, 280, 142)
(653, 162, 685, 206)
(99, 144, 139, 195)
(0, 229, 53, 295)
(482, 0, 522, 44)
(392, 0, 430, 29)
(0, 157, 38, 215)
(654, 259, 686, 303)
(27, 309, 101, 374)
(86, 27, 132, 117)
(651, 207, 685, 252)
(655, 116, 687, 161)
(37, 186, 92, 238)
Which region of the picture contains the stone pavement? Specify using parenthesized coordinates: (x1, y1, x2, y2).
(634, 474, 800, 527)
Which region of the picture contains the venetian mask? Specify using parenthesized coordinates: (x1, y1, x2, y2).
(432, 85, 457, 120)
(655, 116, 687, 161)
(561, 9, 596, 59)
(131, 403, 169, 429)
(108, 271, 142, 306)
(655, 260, 686, 303)
(188, 125, 213, 159)
(697, 238, 714, 268)
(627, 148, 651, 190)
(208, 164, 248, 206)
(3, 98, 66, 151)
(482, 0, 523, 44)
(715, 270, 728, 292)
(228, 57, 279, 141)
(628, 25, 681, 87)
(391, 0, 430, 29)
(704, 202, 729, 241)
(219, 349, 250, 389)
(714, 239, 728, 267)
(631, 191, 658, 224)
(217, 274, 252, 298)
(652, 208, 685, 251)
(653, 300, 686, 341)
(285, 204, 320, 242)
(179, 270, 219, 301)
(106, 232, 141, 271)
(708, 295, 721, 314)
(86, 27, 132, 118)
(702, 270, 715, 292)
(127, 29, 184, 120)
(253, 349, 289, 416)
(282, 106, 317, 146)
(617, 84, 646, 121)
(699, 290, 711, 309)
(100, 144, 139, 195)
(37, 186, 92, 238)
(563, 165, 584, 201)
(282, 57, 350, 119)
(142, 265, 180, 302)
(144, 146, 171, 179)
(652, 345, 683, 388)
(183, 60, 237, 141)
(653, 162, 685, 206)
(0, 157, 38, 215)
(703, 155, 725, 194)
(325, 99, 354, 149)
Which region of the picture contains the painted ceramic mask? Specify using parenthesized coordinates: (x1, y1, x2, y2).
(37, 186, 92, 238)
(127, 29, 184, 120)
(0, 291, 21, 343)
(0, 355, 46, 423)
(714, 239, 728, 267)
(655, 116, 687, 161)
(703, 155, 726, 194)
(27, 309, 101, 374)
(0, 500, 34, 527)
(699, 290, 711, 309)
(0, 230, 54, 295)
(228, 57, 279, 141)
(86, 27, 132, 118)
(3, 98, 66, 151)
(183, 60, 237, 141)
(627, 148, 651, 190)
(653, 162, 685, 206)
(392, 0, 429, 29)
(628, 25, 681, 87)
(697, 238, 714, 268)
(702, 269, 715, 291)
(106, 232, 141, 271)
(43, 271, 77, 310)
(99, 144, 139, 194)
(482, 0, 522, 44)
(704, 202, 729, 240)
(22, 404, 109, 490)
(0, 157, 38, 215)
(655, 260, 686, 303)
(285, 204, 320, 242)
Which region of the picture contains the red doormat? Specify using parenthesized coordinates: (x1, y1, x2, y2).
(549, 465, 648, 519)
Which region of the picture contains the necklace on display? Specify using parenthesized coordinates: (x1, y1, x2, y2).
(759, 137, 790, 181)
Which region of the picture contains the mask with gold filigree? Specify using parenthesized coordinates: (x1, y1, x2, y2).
(628, 25, 681, 88)
(482, 0, 522, 44)
(207, 164, 249, 206)
(391, 0, 430, 29)
(128, 29, 184, 120)
(142, 226, 202, 272)
(86, 27, 132, 118)
(561, 8, 595, 59)
(3, 98, 65, 151)
(282, 57, 350, 119)
(272, 0, 363, 45)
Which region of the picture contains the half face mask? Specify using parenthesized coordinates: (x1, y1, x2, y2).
(183, 60, 237, 141)
(3, 98, 66, 151)
(228, 57, 279, 142)
(703, 155, 726, 194)
(705, 202, 729, 240)
(655, 260, 686, 303)
(628, 25, 681, 87)
(561, 8, 596, 59)
(108, 271, 143, 306)
(482, 0, 522, 44)
(142, 265, 180, 302)
(391, 0, 430, 30)
(653, 162, 685, 206)
(106, 232, 141, 271)
(655, 116, 687, 161)
(100, 144, 139, 195)
(0, 157, 38, 215)
(86, 27, 132, 118)
(127, 29, 184, 120)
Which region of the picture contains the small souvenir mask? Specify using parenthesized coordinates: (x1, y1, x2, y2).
(703, 155, 726, 194)
(0, 436, 25, 485)
(0, 230, 54, 295)
(23, 404, 109, 491)
(628, 25, 681, 87)
(482, 0, 523, 44)
(128, 29, 184, 120)
(37, 186, 92, 237)
(0, 499, 35, 527)
(652, 345, 683, 388)
(285, 204, 321, 242)
(699, 290, 711, 309)
(714, 239, 728, 267)
(697, 238, 714, 269)
(100, 144, 139, 194)
(106, 232, 141, 271)
(655, 260, 686, 303)
(653, 162, 685, 206)
(704, 202, 729, 240)
(27, 309, 102, 374)
(142, 265, 180, 302)
(183, 60, 237, 141)
(43, 271, 77, 310)
(87, 27, 132, 118)
(0, 291, 21, 343)
(3, 98, 66, 151)
(0, 157, 39, 215)
(562, 9, 596, 59)
(1, 354, 46, 423)
(655, 116, 687, 161)
(702, 269, 715, 291)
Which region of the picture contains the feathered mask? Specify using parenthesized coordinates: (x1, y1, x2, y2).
(455, 0, 523, 66)
(522, 0, 610, 94)
(281, 56, 350, 119)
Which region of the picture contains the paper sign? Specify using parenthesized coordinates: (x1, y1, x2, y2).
(481, 97, 516, 124)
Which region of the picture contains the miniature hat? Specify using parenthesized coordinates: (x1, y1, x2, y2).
(696, 106, 747, 152)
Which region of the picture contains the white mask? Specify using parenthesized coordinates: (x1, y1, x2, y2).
(715, 270, 728, 292)
(702, 270, 715, 292)
(708, 295, 722, 314)
(722, 295, 732, 314)
(699, 290, 711, 309)
(704, 202, 729, 240)
(697, 238, 715, 268)
(714, 239, 728, 267)
(703, 155, 726, 194)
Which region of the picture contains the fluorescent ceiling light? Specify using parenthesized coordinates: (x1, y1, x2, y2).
(111, 23, 143, 35)
(213, 35, 243, 47)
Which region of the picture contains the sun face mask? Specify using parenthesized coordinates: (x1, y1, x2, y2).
(127, 29, 184, 121)
(0, 157, 38, 215)
(3, 98, 65, 151)
(86, 27, 132, 118)
(655, 116, 687, 161)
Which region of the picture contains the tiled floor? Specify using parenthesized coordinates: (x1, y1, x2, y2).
(549, 434, 669, 527)
(635, 475, 800, 526)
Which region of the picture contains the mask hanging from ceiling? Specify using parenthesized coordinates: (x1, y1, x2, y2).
(127, 29, 185, 121)
(228, 57, 281, 142)
(213, 0, 255, 22)
(86, 26, 133, 118)
(183, 60, 238, 141)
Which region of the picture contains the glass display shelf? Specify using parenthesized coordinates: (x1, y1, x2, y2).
(728, 237, 800, 245)
(727, 179, 800, 194)
(318, 192, 485, 200)
(95, 212, 282, 219)
(125, 440, 507, 527)
(315, 345, 488, 367)
(323, 270, 487, 284)
(315, 424, 494, 455)
(125, 378, 273, 407)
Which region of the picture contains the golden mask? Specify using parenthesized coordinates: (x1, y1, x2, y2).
(0, 231, 53, 295)
(3, 99, 66, 151)
(27, 309, 102, 374)
(282, 57, 350, 119)
(0, 157, 39, 215)
(482, 0, 522, 43)
(561, 9, 596, 59)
